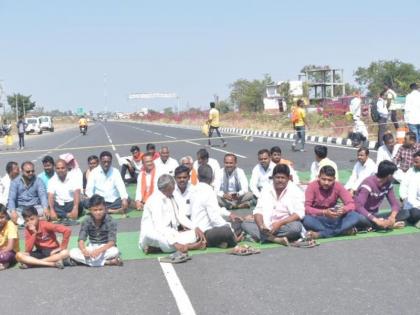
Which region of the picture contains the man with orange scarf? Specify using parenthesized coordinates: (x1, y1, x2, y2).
(180, 156, 198, 185)
(135, 153, 162, 211)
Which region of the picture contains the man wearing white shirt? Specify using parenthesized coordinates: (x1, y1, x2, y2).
(309, 145, 339, 182)
(376, 91, 389, 147)
(59, 153, 83, 190)
(47, 159, 81, 222)
(400, 150, 420, 227)
(405, 83, 420, 142)
(190, 165, 239, 248)
(376, 133, 401, 165)
(0, 161, 20, 206)
(349, 92, 362, 120)
(135, 153, 162, 211)
(192, 148, 220, 181)
(173, 165, 195, 217)
(139, 174, 205, 254)
(250, 149, 276, 199)
(242, 164, 305, 245)
(154, 146, 178, 176)
(119, 145, 143, 184)
(384, 84, 399, 129)
(85, 151, 129, 214)
(214, 154, 253, 209)
(345, 147, 377, 194)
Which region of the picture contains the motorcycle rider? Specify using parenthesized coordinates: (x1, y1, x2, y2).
(78, 115, 88, 134)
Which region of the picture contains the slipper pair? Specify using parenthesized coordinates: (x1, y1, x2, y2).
(228, 245, 260, 256)
(290, 239, 319, 248)
(159, 251, 191, 264)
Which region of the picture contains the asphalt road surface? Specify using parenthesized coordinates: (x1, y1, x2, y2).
(1, 121, 419, 315)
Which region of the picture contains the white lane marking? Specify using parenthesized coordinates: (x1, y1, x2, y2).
(111, 144, 116, 151)
(154, 132, 162, 136)
(165, 135, 177, 139)
(210, 147, 247, 159)
(183, 140, 200, 146)
(159, 262, 196, 315)
(31, 159, 37, 162)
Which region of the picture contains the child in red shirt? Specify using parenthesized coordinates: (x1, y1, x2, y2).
(16, 206, 71, 269)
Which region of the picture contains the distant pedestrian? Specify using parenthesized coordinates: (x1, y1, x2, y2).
(404, 83, 420, 142)
(16, 116, 26, 150)
(291, 99, 307, 152)
(207, 102, 226, 147)
(376, 91, 389, 147)
(384, 84, 399, 129)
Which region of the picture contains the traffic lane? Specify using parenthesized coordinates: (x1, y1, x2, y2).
(122, 121, 375, 173)
(176, 234, 420, 315)
(1, 259, 177, 315)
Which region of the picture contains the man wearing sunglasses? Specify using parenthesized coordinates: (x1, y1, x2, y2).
(7, 161, 48, 226)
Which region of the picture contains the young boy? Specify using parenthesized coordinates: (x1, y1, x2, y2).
(15, 206, 71, 269)
(0, 205, 19, 270)
(70, 194, 122, 266)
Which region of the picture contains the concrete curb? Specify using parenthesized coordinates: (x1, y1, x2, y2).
(125, 120, 378, 149)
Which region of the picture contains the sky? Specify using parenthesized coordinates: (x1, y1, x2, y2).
(0, 0, 419, 113)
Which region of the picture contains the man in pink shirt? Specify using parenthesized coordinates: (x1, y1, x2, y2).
(303, 166, 361, 239)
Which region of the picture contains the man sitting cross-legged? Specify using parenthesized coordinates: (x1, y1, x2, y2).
(309, 145, 339, 182)
(214, 153, 253, 209)
(242, 164, 305, 245)
(249, 149, 276, 199)
(15, 206, 71, 269)
(154, 146, 179, 176)
(345, 147, 377, 195)
(193, 148, 220, 183)
(179, 156, 198, 185)
(135, 153, 163, 211)
(70, 194, 122, 267)
(85, 151, 129, 215)
(139, 174, 206, 254)
(173, 165, 196, 218)
(190, 165, 241, 248)
(270, 146, 300, 184)
(0, 161, 20, 206)
(303, 166, 361, 239)
(355, 160, 409, 231)
(8, 161, 48, 225)
(119, 145, 143, 184)
(47, 159, 82, 223)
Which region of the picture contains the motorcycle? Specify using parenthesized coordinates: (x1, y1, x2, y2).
(80, 125, 87, 135)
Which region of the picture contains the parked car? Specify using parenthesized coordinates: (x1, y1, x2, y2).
(38, 116, 54, 132)
(25, 117, 42, 135)
(319, 96, 370, 118)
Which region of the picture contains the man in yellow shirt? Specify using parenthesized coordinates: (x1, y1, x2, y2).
(207, 102, 226, 147)
(291, 99, 307, 152)
(79, 116, 88, 133)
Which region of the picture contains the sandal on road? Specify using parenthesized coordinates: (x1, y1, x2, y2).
(291, 239, 319, 248)
(228, 245, 260, 256)
(159, 251, 190, 264)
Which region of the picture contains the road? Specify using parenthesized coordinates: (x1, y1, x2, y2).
(1, 121, 418, 315)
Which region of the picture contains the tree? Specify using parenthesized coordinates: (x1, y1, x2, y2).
(7, 93, 36, 115)
(163, 107, 174, 115)
(217, 100, 233, 114)
(354, 60, 420, 96)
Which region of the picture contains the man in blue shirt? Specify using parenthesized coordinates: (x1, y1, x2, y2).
(37, 155, 55, 189)
(7, 161, 48, 225)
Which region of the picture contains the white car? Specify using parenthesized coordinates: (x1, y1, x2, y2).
(38, 116, 54, 132)
(25, 117, 42, 135)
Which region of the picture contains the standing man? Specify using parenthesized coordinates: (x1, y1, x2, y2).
(16, 116, 26, 150)
(207, 102, 226, 148)
(376, 91, 389, 147)
(291, 99, 307, 152)
(405, 83, 420, 142)
(384, 84, 398, 129)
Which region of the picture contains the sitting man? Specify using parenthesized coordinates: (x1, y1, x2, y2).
(303, 166, 360, 239)
(250, 149, 276, 199)
(193, 148, 220, 181)
(376, 133, 401, 166)
(59, 153, 83, 190)
(270, 146, 300, 184)
(15, 206, 71, 269)
(120, 145, 143, 184)
(139, 174, 205, 254)
(173, 165, 195, 218)
(135, 153, 162, 211)
(7, 161, 48, 225)
(345, 147, 377, 195)
(393, 131, 420, 182)
(190, 165, 240, 248)
(242, 164, 305, 245)
(309, 145, 339, 182)
(355, 160, 409, 231)
(154, 146, 179, 176)
(180, 156, 198, 185)
(146, 143, 160, 160)
(400, 150, 420, 228)
(47, 159, 82, 222)
(83, 155, 99, 195)
(214, 153, 253, 209)
(37, 155, 55, 189)
(70, 194, 122, 266)
(85, 151, 129, 215)
(0, 161, 20, 206)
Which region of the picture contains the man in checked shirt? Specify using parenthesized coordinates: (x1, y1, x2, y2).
(393, 132, 420, 182)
